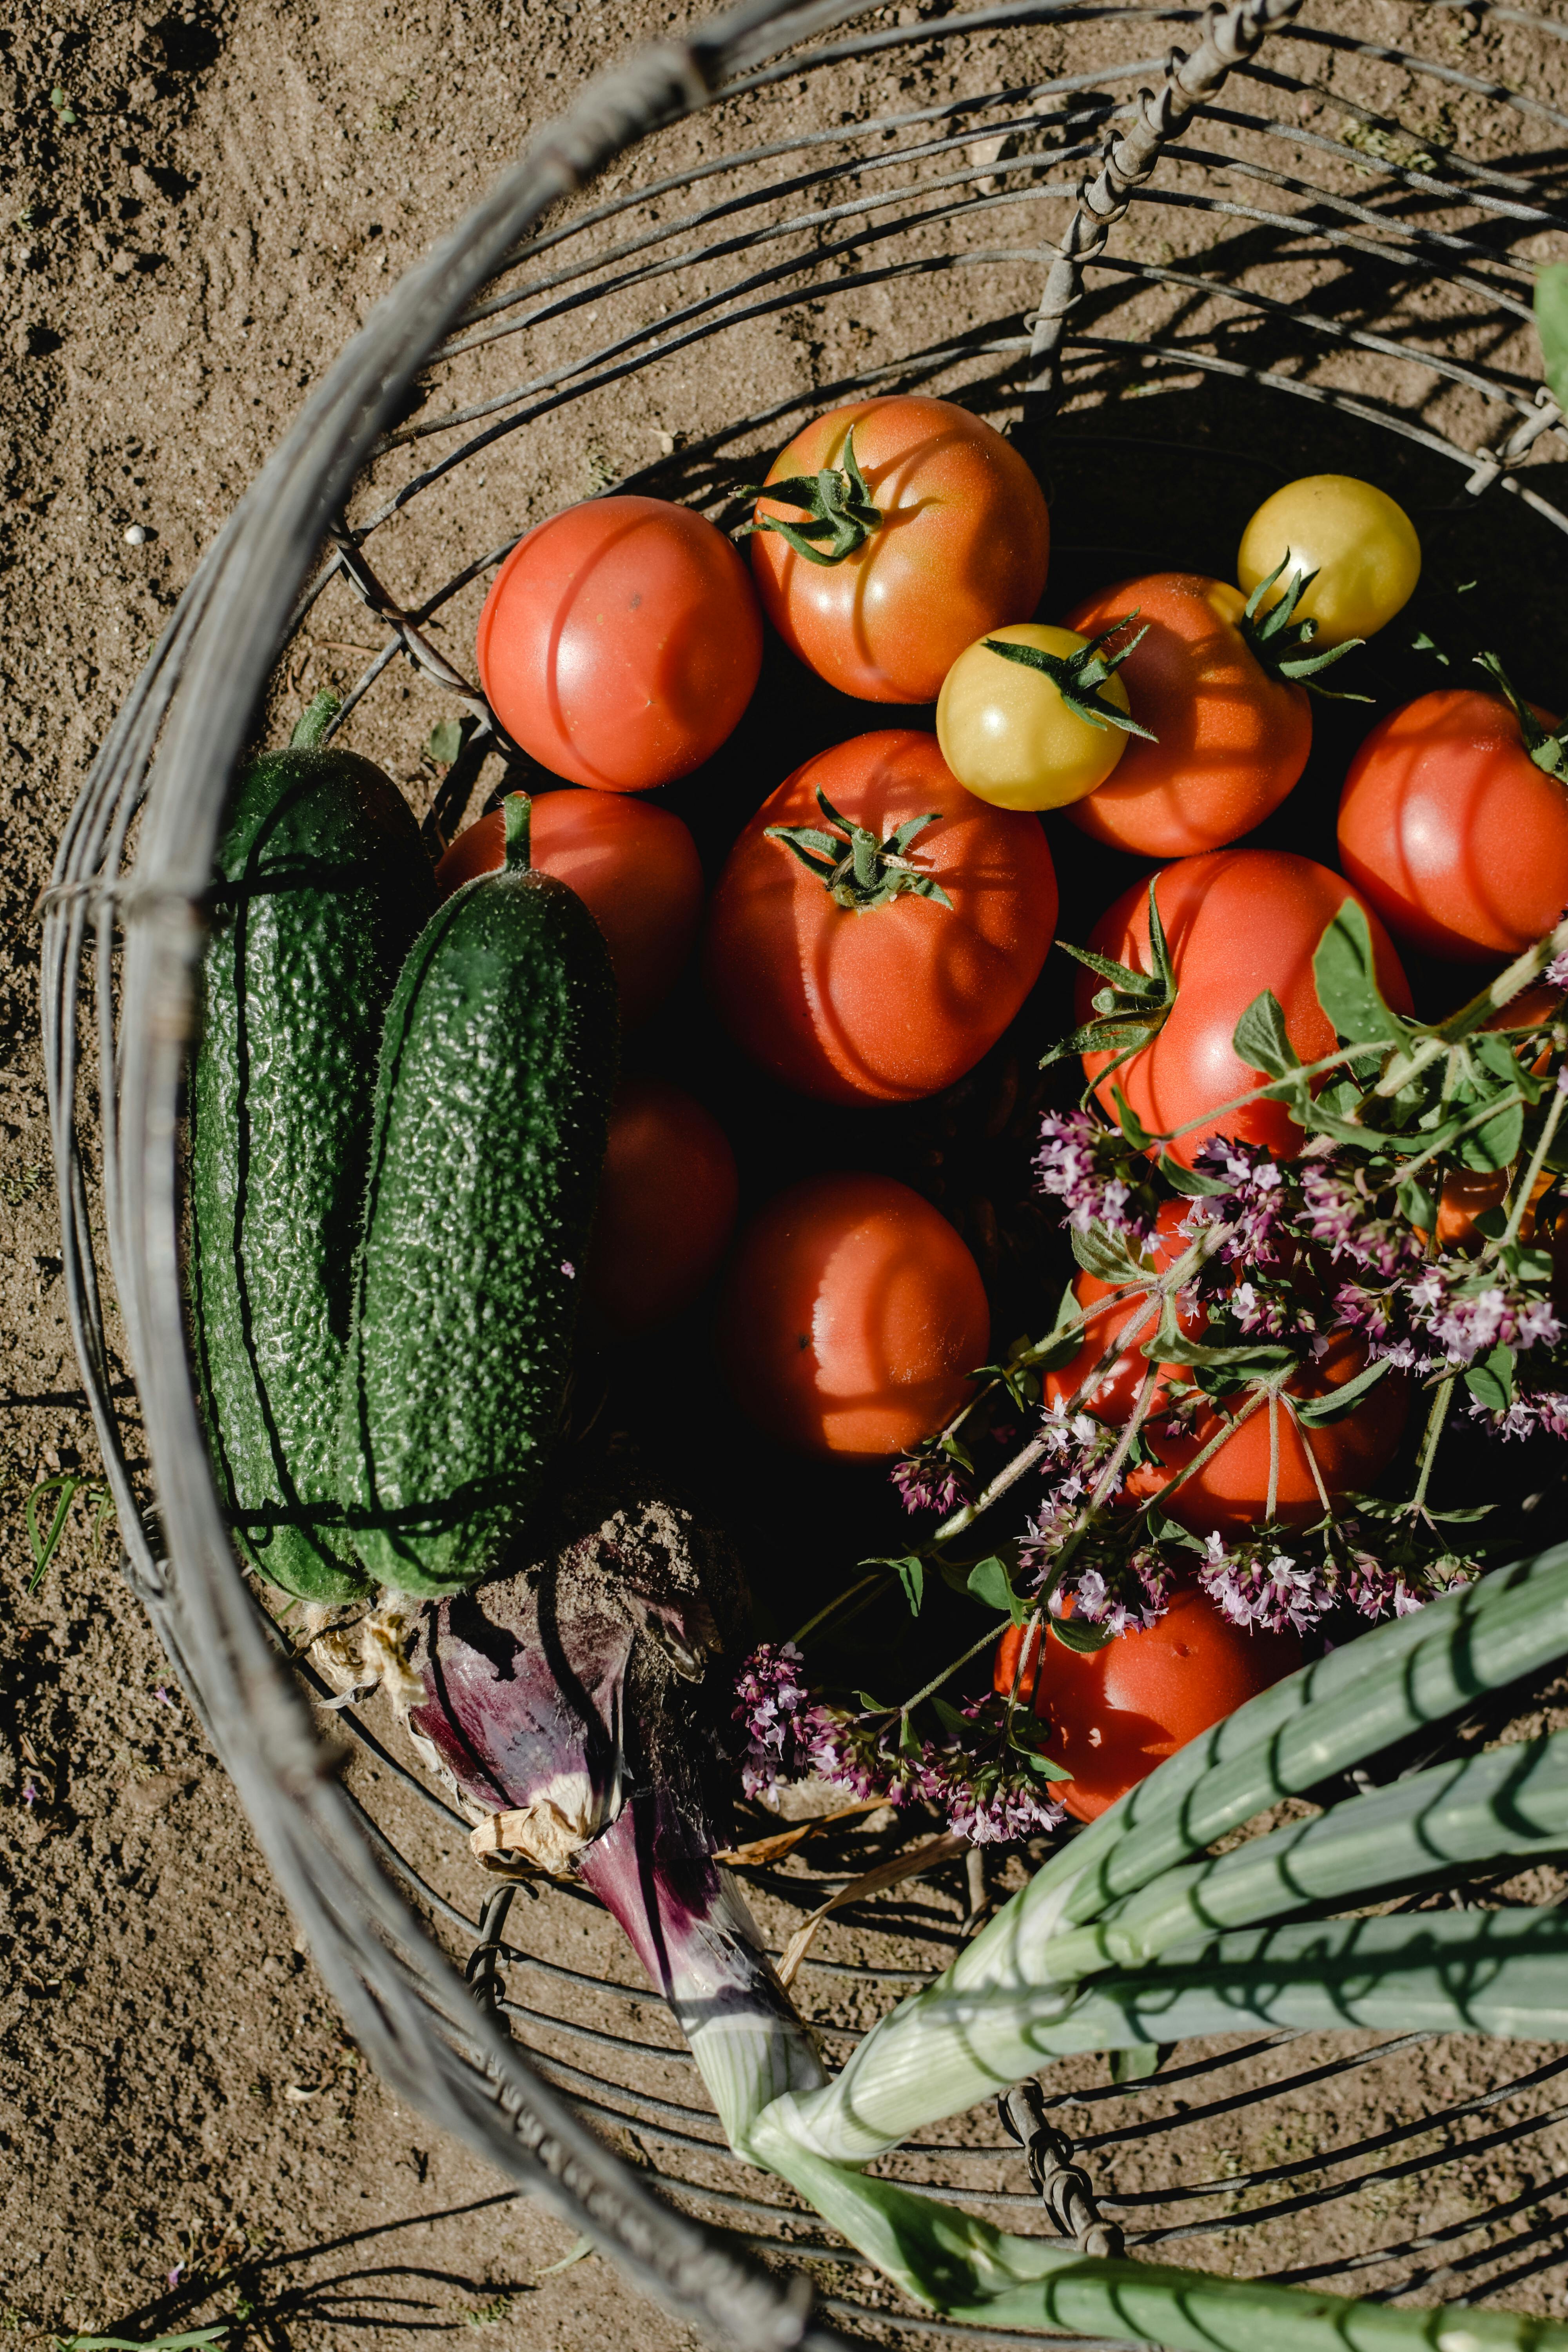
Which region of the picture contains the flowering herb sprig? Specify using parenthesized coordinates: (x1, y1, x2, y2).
(731, 1640, 1067, 1845)
(735, 904, 1568, 1845)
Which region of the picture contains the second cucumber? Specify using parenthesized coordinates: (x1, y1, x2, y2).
(336, 793, 619, 1595)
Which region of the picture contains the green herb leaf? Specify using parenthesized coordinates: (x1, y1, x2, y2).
(1069, 1224, 1150, 1285)
(967, 1556, 1024, 1623)
(1293, 1352, 1394, 1426)
(1465, 1343, 1515, 1415)
(1004, 1713, 1076, 1778)
(895, 1555, 925, 1615)
(1048, 1613, 1116, 1655)
(1313, 899, 1413, 1050)
(1455, 1091, 1524, 1173)
(1111, 1088, 1156, 1149)
(426, 717, 463, 765)
(1231, 988, 1301, 1082)
(1396, 1172, 1437, 1231)
(1162, 1156, 1232, 1198)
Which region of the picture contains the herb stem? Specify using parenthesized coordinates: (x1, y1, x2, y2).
(930, 1225, 1232, 1551)
(1394, 1087, 1528, 1187)
(898, 1624, 1007, 1718)
(1498, 1075, 1568, 1252)
(1412, 1373, 1456, 1514)
(1143, 1045, 1360, 1149)
(1136, 1382, 1271, 1516)
(1281, 1391, 1334, 1516)
(790, 1571, 886, 1648)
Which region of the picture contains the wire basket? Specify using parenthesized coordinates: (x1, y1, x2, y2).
(42, 0, 1568, 2342)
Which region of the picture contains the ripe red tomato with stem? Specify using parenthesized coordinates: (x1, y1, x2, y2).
(1041, 1200, 1409, 1534)
(715, 1172, 990, 1458)
(745, 396, 1050, 704)
(1078, 849, 1412, 1166)
(993, 1586, 1303, 1822)
(704, 730, 1058, 1106)
(586, 1079, 739, 1336)
(1060, 573, 1314, 857)
(476, 495, 762, 792)
(436, 788, 704, 1027)
(1337, 673, 1568, 963)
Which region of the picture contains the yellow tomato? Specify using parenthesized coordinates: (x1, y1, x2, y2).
(936, 623, 1134, 811)
(1237, 475, 1421, 648)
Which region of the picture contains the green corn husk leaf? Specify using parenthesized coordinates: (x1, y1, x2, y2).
(1033, 1540, 1568, 1933)
(1047, 1726, 1568, 1984)
(747, 2113, 1568, 2350)
(1537, 263, 1568, 408)
(770, 1546, 1568, 2161)
(769, 1733, 1568, 2165)
(1041, 1904, 1568, 2055)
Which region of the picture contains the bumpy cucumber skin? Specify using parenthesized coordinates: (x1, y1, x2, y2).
(336, 867, 619, 1596)
(190, 746, 436, 1602)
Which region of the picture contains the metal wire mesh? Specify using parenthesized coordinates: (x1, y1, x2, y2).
(40, 0, 1568, 2341)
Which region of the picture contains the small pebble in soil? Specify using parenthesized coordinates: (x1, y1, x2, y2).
(123, 523, 147, 545)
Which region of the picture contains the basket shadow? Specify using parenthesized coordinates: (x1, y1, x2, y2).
(93, 2190, 538, 2351)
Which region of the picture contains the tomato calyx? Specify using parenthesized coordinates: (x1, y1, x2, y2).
(764, 786, 955, 913)
(980, 615, 1158, 741)
(738, 425, 883, 568)
(1041, 882, 1179, 1086)
(1474, 650, 1568, 781)
(1238, 557, 1369, 698)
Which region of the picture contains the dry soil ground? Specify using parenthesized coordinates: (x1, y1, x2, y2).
(7, 1, 1568, 2349)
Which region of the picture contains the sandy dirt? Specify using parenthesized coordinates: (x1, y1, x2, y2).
(7, 0, 1568, 2347)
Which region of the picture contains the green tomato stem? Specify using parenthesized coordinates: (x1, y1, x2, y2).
(502, 790, 532, 870)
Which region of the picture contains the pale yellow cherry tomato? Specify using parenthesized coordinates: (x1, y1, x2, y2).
(1237, 475, 1421, 649)
(936, 622, 1134, 812)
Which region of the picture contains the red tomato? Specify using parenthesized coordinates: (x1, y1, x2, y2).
(586, 1079, 739, 1336)
(715, 1172, 990, 1457)
(476, 496, 763, 792)
(1080, 850, 1412, 1165)
(1041, 1201, 1408, 1534)
(704, 731, 1058, 1105)
(993, 1587, 1303, 1822)
(749, 396, 1050, 704)
(435, 791, 704, 1028)
(1337, 688, 1568, 962)
(1061, 574, 1310, 857)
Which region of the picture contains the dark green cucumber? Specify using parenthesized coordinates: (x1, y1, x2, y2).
(189, 694, 436, 1602)
(336, 795, 619, 1596)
